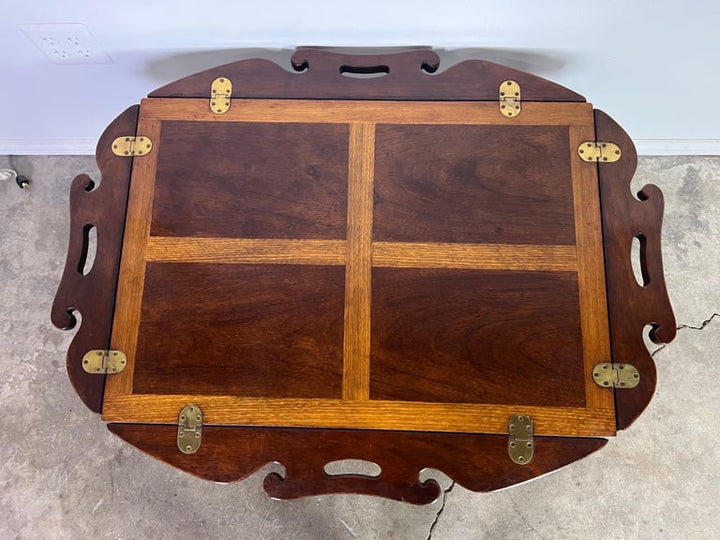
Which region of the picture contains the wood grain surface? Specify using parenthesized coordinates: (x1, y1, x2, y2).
(148, 49, 585, 102)
(372, 242, 577, 271)
(139, 98, 593, 127)
(595, 109, 677, 429)
(373, 124, 576, 244)
(342, 124, 375, 400)
(150, 121, 348, 239)
(144, 238, 577, 270)
(102, 394, 615, 436)
(370, 268, 587, 407)
(131, 263, 345, 398)
(109, 423, 606, 504)
(145, 237, 347, 265)
(105, 114, 162, 397)
(51, 105, 139, 412)
(568, 126, 614, 410)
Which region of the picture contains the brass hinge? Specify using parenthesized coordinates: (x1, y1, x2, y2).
(578, 141, 622, 162)
(111, 136, 152, 157)
(210, 77, 232, 114)
(178, 404, 203, 454)
(82, 350, 127, 374)
(592, 363, 640, 388)
(508, 414, 534, 465)
(499, 80, 521, 117)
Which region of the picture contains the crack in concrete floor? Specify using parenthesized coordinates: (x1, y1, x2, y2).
(677, 312, 719, 330)
(652, 311, 718, 356)
(425, 481, 454, 540)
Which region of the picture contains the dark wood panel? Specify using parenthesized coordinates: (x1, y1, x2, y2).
(109, 424, 606, 504)
(370, 268, 586, 407)
(150, 121, 348, 239)
(51, 105, 139, 412)
(373, 125, 576, 244)
(594, 109, 677, 429)
(132, 263, 345, 398)
(149, 49, 585, 102)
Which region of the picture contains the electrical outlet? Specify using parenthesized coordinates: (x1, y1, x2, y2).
(19, 23, 111, 64)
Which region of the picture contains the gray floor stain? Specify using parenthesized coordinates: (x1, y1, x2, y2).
(664, 165, 708, 259)
(0, 155, 718, 539)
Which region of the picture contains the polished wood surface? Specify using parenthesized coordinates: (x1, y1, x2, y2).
(139, 98, 593, 126)
(595, 109, 677, 429)
(132, 263, 345, 398)
(343, 124, 375, 400)
(568, 125, 614, 409)
(370, 269, 586, 406)
(145, 237, 347, 265)
(51, 105, 139, 412)
(102, 396, 615, 436)
(104, 97, 614, 437)
(151, 121, 348, 239)
(373, 124, 575, 244)
(143, 237, 578, 270)
(372, 242, 578, 271)
(104, 112, 162, 397)
(149, 49, 585, 102)
(109, 423, 606, 504)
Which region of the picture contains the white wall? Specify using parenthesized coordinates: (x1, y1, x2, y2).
(1, 0, 718, 154)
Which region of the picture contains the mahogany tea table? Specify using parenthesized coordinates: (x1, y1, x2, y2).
(52, 48, 676, 504)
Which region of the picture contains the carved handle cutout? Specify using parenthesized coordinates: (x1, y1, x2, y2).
(323, 459, 382, 478)
(339, 64, 390, 78)
(78, 224, 97, 276)
(290, 50, 441, 78)
(631, 234, 649, 287)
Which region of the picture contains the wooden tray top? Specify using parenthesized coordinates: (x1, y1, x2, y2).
(52, 49, 676, 503)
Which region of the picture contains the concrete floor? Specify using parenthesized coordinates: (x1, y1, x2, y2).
(0, 154, 717, 539)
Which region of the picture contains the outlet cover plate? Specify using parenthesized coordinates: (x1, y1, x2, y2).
(19, 23, 111, 64)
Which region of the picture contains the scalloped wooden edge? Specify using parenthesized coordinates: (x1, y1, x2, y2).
(595, 109, 677, 430)
(149, 48, 585, 102)
(50, 105, 139, 412)
(109, 424, 606, 504)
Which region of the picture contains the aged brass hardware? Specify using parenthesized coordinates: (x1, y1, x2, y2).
(508, 414, 534, 465)
(499, 80, 521, 117)
(111, 136, 152, 157)
(592, 363, 640, 388)
(82, 349, 127, 374)
(178, 405, 203, 454)
(210, 77, 232, 114)
(578, 141, 622, 163)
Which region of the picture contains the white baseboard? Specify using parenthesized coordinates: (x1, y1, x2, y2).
(634, 139, 720, 156)
(1, 138, 719, 157)
(0, 139, 97, 155)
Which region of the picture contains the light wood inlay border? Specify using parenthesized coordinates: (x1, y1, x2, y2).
(342, 124, 375, 400)
(146, 237, 347, 265)
(106, 116, 162, 398)
(373, 242, 578, 271)
(144, 237, 578, 271)
(140, 98, 594, 126)
(569, 126, 614, 411)
(101, 394, 615, 437)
